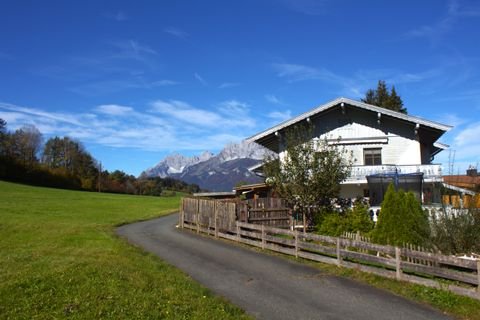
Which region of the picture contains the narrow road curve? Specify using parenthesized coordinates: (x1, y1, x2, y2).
(117, 214, 451, 320)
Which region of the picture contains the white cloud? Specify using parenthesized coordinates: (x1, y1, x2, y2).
(454, 122, 480, 147)
(267, 110, 292, 121)
(163, 27, 189, 39)
(435, 113, 467, 127)
(109, 39, 157, 64)
(265, 94, 284, 105)
(405, 0, 480, 44)
(0, 102, 83, 126)
(0, 97, 260, 154)
(218, 100, 249, 115)
(218, 82, 240, 89)
(272, 63, 328, 82)
(151, 100, 221, 127)
(150, 99, 255, 129)
(152, 79, 179, 86)
(96, 104, 133, 116)
(194, 73, 208, 86)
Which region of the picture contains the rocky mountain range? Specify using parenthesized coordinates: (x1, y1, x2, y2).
(140, 141, 274, 192)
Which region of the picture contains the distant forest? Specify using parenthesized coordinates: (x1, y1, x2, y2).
(0, 119, 200, 195)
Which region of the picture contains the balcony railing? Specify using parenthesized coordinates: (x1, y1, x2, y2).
(345, 164, 443, 182)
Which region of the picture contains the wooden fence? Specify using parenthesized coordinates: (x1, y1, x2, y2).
(181, 197, 237, 234)
(245, 198, 291, 228)
(180, 198, 480, 301)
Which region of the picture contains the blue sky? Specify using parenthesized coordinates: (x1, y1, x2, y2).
(1, 0, 479, 176)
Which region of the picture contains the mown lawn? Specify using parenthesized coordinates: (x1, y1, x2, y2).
(0, 181, 249, 319)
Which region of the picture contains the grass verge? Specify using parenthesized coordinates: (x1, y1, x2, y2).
(0, 181, 249, 319)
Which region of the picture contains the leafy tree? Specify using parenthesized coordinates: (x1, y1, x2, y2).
(263, 124, 354, 225)
(372, 183, 430, 246)
(362, 80, 407, 114)
(42, 136, 98, 190)
(0, 118, 7, 156)
(0, 118, 6, 134)
(10, 125, 43, 167)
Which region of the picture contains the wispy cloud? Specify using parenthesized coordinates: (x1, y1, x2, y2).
(150, 99, 255, 128)
(218, 82, 240, 89)
(272, 60, 471, 100)
(150, 100, 222, 127)
(272, 63, 342, 83)
(152, 79, 179, 86)
(0, 99, 257, 153)
(405, 0, 480, 44)
(110, 39, 157, 62)
(454, 122, 480, 147)
(69, 77, 166, 96)
(267, 110, 292, 122)
(435, 113, 467, 127)
(265, 94, 285, 105)
(194, 72, 208, 86)
(96, 104, 133, 116)
(164, 26, 189, 39)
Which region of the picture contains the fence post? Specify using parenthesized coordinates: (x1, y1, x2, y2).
(477, 259, 480, 296)
(395, 247, 402, 280)
(336, 238, 342, 266)
(303, 212, 306, 233)
(179, 199, 184, 228)
(261, 224, 265, 250)
(214, 201, 218, 239)
(196, 200, 200, 234)
(295, 230, 298, 258)
(289, 209, 293, 231)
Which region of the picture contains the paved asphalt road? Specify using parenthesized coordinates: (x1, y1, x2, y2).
(116, 213, 451, 320)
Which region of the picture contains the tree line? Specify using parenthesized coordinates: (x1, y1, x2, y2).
(0, 119, 200, 195)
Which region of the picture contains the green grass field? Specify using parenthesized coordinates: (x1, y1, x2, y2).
(0, 181, 249, 319)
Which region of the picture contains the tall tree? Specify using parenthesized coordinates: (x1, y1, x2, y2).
(0, 118, 6, 134)
(263, 124, 354, 225)
(10, 125, 43, 166)
(0, 118, 7, 156)
(362, 80, 407, 114)
(42, 136, 99, 189)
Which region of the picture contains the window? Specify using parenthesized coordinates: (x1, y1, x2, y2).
(364, 148, 382, 165)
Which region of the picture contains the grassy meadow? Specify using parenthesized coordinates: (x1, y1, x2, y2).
(0, 181, 249, 319)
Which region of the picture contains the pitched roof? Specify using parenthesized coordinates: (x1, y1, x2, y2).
(246, 97, 452, 151)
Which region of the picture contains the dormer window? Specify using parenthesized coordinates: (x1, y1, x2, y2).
(364, 148, 382, 165)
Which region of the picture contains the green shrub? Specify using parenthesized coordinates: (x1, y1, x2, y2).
(430, 208, 480, 254)
(372, 183, 430, 246)
(318, 201, 374, 236)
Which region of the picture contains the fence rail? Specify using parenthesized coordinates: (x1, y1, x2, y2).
(180, 197, 480, 301)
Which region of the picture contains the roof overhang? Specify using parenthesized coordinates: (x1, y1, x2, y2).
(432, 141, 450, 157)
(246, 97, 452, 152)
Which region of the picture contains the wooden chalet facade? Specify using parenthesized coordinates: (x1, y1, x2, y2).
(246, 97, 452, 219)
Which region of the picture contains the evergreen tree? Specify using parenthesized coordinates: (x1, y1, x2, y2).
(372, 183, 430, 246)
(362, 80, 407, 114)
